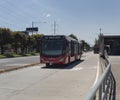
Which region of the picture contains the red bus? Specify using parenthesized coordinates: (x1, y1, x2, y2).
(40, 35, 82, 66)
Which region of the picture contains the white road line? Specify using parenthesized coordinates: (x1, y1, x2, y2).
(5, 64, 28, 66)
(71, 67, 83, 71)
(92, 60, 100, 87)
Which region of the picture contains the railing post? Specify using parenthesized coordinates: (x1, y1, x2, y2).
(99, 85, 102, 100)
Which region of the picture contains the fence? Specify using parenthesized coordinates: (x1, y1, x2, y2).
(85, 51, 116, 100)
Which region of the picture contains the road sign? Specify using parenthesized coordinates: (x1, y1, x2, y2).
(26, 27, 38, 32)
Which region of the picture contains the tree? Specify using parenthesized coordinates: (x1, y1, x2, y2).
(12, 31, 27, 54)
(80, 40, 85, 51)
(27, 35, 36, 52)
(32, 34, 43, 52)
(21, 33, 27, 54)
(0, 28, 12, 54)
(69, 34, 78, 40)
(81, 40, 90, 51)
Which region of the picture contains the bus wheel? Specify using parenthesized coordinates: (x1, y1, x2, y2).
(46, 63, 49, 67)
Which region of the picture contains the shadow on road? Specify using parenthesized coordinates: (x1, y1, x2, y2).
(109, 55, 120, 56)
(41, 60, 84, 70)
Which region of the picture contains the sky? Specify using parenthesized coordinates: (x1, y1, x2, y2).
(0, 0, 120, 45)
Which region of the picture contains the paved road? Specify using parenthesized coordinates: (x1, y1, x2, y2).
(0, 56, 40, 71)
(110, 56, 120, 100)
(0, 52, 99, 100)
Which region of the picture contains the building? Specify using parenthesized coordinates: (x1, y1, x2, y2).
(102, 35, 120, 55)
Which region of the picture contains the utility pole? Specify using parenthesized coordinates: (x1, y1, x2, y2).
(53, 21, 56, 35)
(32, 21, 34, 35)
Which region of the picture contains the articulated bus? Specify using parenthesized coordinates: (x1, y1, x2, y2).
(40, 35, 82, 66)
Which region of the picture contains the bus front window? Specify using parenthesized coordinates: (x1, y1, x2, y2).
(42, 39, 63, 56)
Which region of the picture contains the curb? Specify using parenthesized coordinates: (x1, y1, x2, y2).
(0, 63, 40, 74)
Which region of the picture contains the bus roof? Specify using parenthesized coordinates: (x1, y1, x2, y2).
(42, 35, 78, 42)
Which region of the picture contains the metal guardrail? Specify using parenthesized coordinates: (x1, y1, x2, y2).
(85, 51, 116, 100)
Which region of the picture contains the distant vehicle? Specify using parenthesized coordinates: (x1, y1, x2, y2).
(40, 35, 82, 66)
(93, 44, 99, 54)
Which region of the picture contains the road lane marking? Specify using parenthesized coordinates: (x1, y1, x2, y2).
(71, 67, 83, 71)
(5, 64, 28, 66)
(93, 60, 100, 87)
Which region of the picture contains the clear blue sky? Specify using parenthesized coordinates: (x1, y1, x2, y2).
(0, 0, 120, 45)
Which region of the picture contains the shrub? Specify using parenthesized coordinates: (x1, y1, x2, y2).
(4, 52, 14, 58)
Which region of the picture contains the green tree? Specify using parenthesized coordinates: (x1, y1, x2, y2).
(21, 33, 27, 54)
(27, 35, 36, 52)
(81, 40, 90, 51)
(32, 34, 43, 52)
(12, 31, 27, 54)
(69, 34, 78, 40)
(0, 28, 12, 54)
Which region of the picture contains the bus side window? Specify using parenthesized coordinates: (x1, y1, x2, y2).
(74, 42, 77, 55)
(70, 41, 72, 56)
(71, 41, 74, 56)
(66, 41, 69, 51)
(78, 43, 81, 54)
(68, 42, 71, 54)
(66, 41, 69, 47)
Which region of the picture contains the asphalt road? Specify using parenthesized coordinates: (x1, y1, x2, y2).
(0, 56, 40, 71)
(0, 52, 99, 100)
(110, 56, 120, 100)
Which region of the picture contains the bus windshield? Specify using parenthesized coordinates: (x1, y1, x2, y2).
(41, 39, 63, 56)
